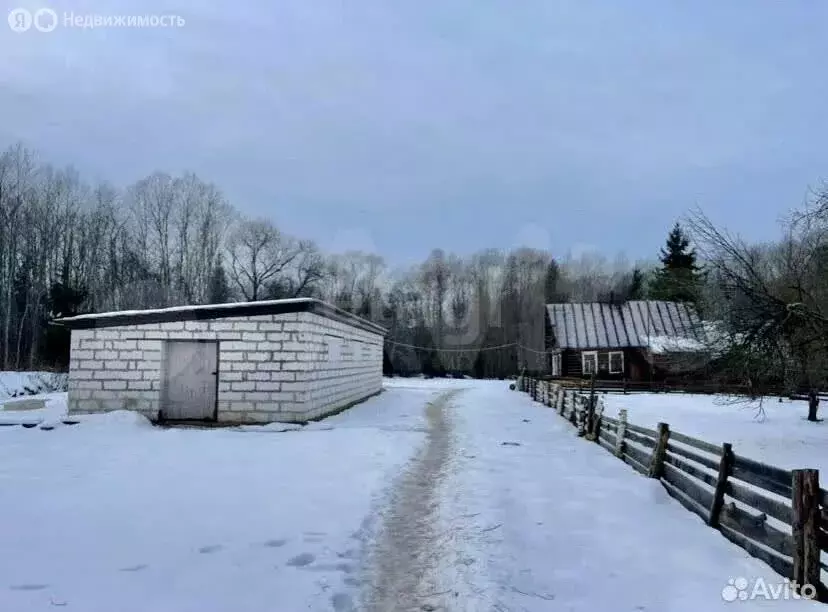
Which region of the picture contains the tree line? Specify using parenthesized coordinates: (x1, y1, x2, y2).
(5, 140, 825, 400)
(0, 142, 658, 374)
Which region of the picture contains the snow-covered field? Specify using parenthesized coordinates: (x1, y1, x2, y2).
(602, 392, 828, 472)
(0, 385, 432, 612)
(0, 378, 821, 610)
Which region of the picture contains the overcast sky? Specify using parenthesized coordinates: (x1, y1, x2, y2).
(1, 0, 826, 265)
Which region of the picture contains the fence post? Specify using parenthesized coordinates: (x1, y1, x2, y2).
(615, 409, 628, 458)
(586, 375, 597, 438)
(648, 423, 670, 478)
(591, 411, 602, 442)
(792, 469, 821, 597)
(588, 396, 602, 442)
(557, 387, 565, 415)
(569, 393, 578, 426)
(708, 442, 733, 528)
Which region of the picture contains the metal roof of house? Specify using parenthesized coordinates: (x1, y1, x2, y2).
(53, 297, 387, 335)
(546, 301, 704, 350)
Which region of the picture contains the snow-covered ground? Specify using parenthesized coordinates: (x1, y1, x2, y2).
(0, 378, 820, 610)
(0, 392, 68, 425)
(438, 381, 819, 611)
(0, 371, 67, 400)
(0, 385, 433, 612)
(602, 392, 828, 472)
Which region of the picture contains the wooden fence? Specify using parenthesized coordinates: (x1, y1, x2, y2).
(519, 375, 828, 601)
(549, 376, 827, 399)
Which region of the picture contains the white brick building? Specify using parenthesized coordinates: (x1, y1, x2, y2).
(55, 298, 386, 424)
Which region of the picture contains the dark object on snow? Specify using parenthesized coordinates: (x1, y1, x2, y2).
(522, 419, 530, 423)
(40, 425, 54, 431)
(501, 441, 521, 446)
(62, 420, 79, 425)
(509, 383, 516, 390)
(21, 423, 38, 428)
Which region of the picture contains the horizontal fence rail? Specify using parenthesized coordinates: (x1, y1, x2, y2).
(517, 375, 828, 602)
(544, 376, 828, 399)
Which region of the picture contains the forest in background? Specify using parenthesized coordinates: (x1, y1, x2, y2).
(4, 141, 828, 397)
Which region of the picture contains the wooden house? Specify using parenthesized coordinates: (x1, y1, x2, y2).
(545, 300, 708, 381)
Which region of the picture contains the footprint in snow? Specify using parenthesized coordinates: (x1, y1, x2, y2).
(263, 538, 287, 548)
(301, 562, 353, 573)
(119, 564, 149, 572)
(9, 584, 48, 591)
(286, 552, 315, 567)
(331, 591, 355, 612)
(303, 531, 326, 543)
(198, 545, 223, 554)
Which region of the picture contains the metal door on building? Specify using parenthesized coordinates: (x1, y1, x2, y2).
(161, 341, 218, 420)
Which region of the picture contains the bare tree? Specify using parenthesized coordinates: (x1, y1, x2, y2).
(690, 206, 828, 420)
(226, 218, 303, 301)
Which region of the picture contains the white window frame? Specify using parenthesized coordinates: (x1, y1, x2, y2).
(581, 351, 598, 375)
(608, 350, 624, 374)
(551, 353, 561, 376)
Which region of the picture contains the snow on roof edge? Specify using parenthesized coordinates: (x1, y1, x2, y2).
(52, 298, 387, 335)
(54, 297, 316, 322)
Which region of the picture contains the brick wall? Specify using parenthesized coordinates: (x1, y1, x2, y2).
(68, 311, 383, 423)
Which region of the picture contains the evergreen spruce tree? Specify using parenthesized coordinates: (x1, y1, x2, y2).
(207, 258, 232, 304)
(626, 268, 645, 300)
(649, 223, 702, 303)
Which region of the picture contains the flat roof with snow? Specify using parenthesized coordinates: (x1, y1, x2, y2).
(52, 297, 387, 335)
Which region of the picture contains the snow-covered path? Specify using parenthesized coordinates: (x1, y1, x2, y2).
(359, 388, 460, 611)
(0, 379, 823, 610)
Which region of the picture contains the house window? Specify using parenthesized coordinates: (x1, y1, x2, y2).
(597, 352, 609, 372)
(582, 351, 597, 375)
(551, 353, 561, 376)
(609, 351, 624, 374)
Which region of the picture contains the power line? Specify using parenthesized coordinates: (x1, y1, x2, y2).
(384, 340, 516, 353)
(384, 339, 558, 356)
